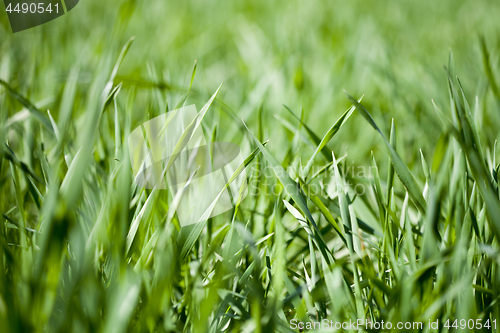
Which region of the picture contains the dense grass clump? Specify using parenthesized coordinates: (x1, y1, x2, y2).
(2, 0, 500, 332)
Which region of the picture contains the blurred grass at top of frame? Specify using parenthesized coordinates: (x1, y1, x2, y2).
(1, 0, 500, 332)
(1, 0, 499, 172)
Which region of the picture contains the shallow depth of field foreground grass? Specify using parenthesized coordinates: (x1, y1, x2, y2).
(2, 0, 500, 332)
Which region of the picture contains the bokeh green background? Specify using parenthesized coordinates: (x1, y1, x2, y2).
(1, 0, 499, 164)
(1, 0, 500, 332)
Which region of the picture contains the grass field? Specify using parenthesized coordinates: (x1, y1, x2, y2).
(1, 0, 500, 332)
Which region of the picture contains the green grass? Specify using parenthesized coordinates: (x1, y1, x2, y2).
(1, 0, 500, 332)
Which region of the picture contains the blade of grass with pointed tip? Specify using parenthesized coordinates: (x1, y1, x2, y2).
(243, 120, 334, 265)
(180, 142, 266, 259)
(433, 94, 500, 238)
(303, 98, 360, 178)
(345, 91, 427, 213)
(282, 104, 326, 158)
(163, 83, 223, 177)
(0, 79, 54, 134)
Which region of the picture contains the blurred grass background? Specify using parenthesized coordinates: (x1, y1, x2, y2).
(2, 0, 500, 164)
(1, 0, 500, 332)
